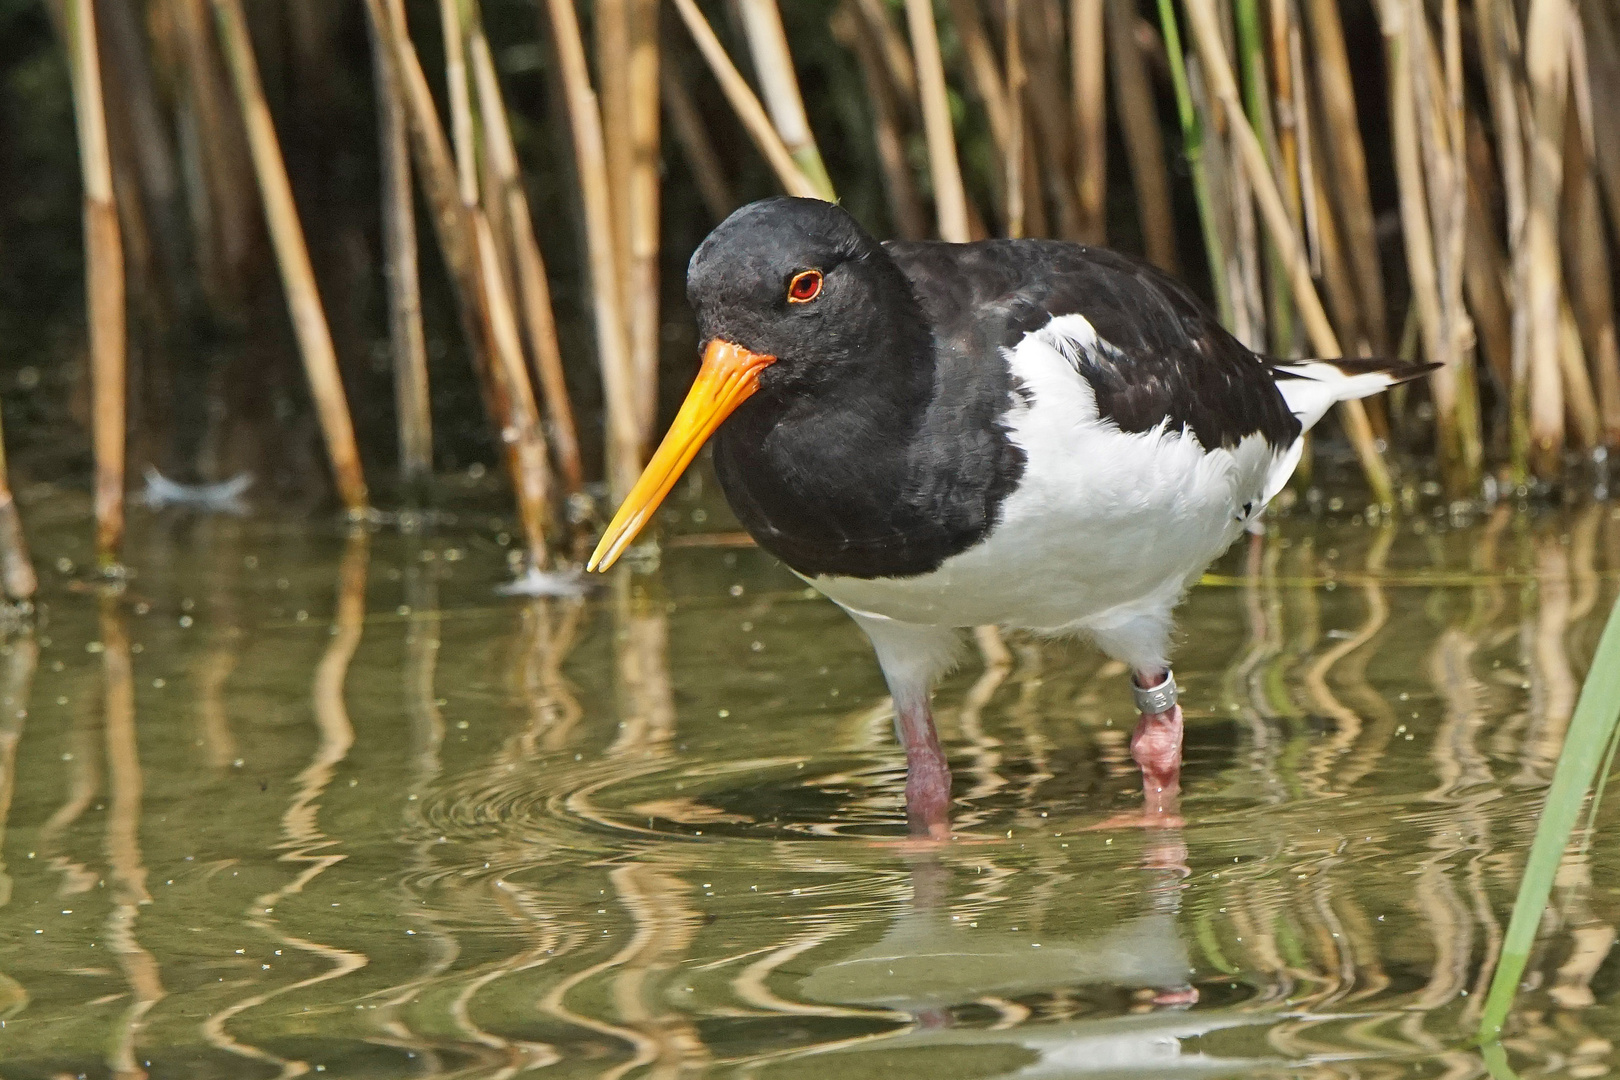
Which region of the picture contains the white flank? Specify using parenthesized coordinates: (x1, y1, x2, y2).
(810, 314, 1283, 674)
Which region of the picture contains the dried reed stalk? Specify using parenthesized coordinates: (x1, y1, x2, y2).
(369, 0, 552, 562)
(660, 63, 735, 221)
(669, 0, 825, 200)
(1183, 0, 1394, 505)
(1382, 0, 1477, 487)
(736, 0, 835, 199)
(906, 0, 970, 242)
(1523, 0, 1573, 477)
(833, 3, 928, 239)
(441, 0, 477, 207)
(210, 0, 367, 513)
(65, 0, 128, 562)
(1108, 0, 1176, 271)
(1560, 58, 1620, 445)
(0, 409, 36, 602)
(544, 0, 642, 499)
(468, 24, 585, 493)
(625, 0, 662, 448)
(1072, 0, 1107, 244)
(368, 0, 431, 489)
(1006, 0, 1026, 238)
(1558, 295, 1601, 449)
(1302, 0, 1387, 355)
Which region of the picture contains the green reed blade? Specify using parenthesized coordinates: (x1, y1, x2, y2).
(1477, 594, 1620, 1042)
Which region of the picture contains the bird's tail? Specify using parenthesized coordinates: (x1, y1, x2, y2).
(1269, 358, 1438, 434)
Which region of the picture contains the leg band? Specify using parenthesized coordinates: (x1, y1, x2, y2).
(1133, 670, 1178, 714)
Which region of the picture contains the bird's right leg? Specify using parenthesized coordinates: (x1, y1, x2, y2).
(850, 613, 963, 840)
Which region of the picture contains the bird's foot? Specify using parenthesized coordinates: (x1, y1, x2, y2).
(1130, 670, 1183, 819)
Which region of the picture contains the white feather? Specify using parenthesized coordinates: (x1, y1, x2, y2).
(808, 314, 1281, 676)
(1260, 360, 1408, 503)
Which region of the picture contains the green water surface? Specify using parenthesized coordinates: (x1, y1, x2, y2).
(1, 481, 1617, 1078)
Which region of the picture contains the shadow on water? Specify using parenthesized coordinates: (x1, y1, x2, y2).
(2, 485, 1620, 1078)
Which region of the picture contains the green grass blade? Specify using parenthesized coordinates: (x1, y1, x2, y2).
(1477, 594, 1620, 1041)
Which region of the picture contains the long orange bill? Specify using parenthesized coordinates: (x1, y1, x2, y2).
(587, 339, 776, 572)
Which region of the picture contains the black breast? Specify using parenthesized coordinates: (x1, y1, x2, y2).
(711, 349, 1026, 581)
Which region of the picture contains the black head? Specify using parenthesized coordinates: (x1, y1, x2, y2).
(686, 198, 930, 396)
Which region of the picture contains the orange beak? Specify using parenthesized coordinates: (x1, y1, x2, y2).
(587, 339, 776, 572)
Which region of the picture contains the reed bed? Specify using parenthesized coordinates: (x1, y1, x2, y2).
(8, 0, 1619, 568)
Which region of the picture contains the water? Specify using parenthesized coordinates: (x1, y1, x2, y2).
(2, 481, 1618, 1078)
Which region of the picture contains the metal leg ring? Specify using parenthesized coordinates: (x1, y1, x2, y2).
(1132, 671, 1178, 715)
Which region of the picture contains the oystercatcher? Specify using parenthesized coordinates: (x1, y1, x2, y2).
(589, 197, 1430, 838)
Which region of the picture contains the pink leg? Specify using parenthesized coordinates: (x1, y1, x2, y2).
(896, 696, 952, 839)
(1131, 669, 1183, 818)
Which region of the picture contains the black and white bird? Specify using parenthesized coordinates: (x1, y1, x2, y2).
(589, 197, 1431, 838)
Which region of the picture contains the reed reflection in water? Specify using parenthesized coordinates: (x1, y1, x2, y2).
(0, 496, 1618, 1078)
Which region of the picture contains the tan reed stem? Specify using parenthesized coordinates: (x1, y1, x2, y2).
(1108, 0, 1177, 271)
(946, 0, 1010, 157)
(369, 0, 551, 563)
(905, 0, 970, 242)
(368, 0, 432, 490)
(1561, 21, 1620, 446)
(544, 0, 642, 499)
(626, 0, 662, 448)
(210, 0, 367, 513)
(64, 0, 127, 563)
(1072, 0, 1107, 244)
(736, 0, 835, 199)
(1183, 0, 1393, 505)
(0, 407, 35, 602)
(1005, 0, 1025, 238)
(1523, 0, 1573, 477)
(660, 63, 735, 221)
(669, 0, 824, 199)
(468, 22, 585, 493)
(440, 0, 477, 207)
(1302, 0, 1388, 355)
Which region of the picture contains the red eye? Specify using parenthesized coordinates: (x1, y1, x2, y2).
(787, 269, 823, 303)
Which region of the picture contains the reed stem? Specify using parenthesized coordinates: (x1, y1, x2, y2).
(736, 0, 835, 200)
(210, 0, 367, 513)
(905, 0, 970, 242)
(368, 0, 432, 492)
(1072, 0, 1107, 244)
(668, 0, 824, 200)
(1109, 0, 1176, 272)
(64, 0, 127, 564)
(544, 0, 642, 500)
(467, 20, 585, 494)
(1183, 0, 1394, 505)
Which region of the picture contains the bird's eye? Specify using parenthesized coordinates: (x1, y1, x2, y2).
(787, 269, 823, 304)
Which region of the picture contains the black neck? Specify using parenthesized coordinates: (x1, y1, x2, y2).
(712, 328, 1025, 580)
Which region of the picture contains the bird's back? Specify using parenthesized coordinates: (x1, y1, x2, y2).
(884, 238, 1302, 454)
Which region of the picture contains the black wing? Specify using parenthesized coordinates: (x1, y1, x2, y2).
(885, 239, 1301, 451)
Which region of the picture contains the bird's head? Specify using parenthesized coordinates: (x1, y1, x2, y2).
(589, 198, 924, 571)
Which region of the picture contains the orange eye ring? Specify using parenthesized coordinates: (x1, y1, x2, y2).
(787, 269, 823, 303)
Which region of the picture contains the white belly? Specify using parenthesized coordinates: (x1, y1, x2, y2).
(807, 323, 1281, 633)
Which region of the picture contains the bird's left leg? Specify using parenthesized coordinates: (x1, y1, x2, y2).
(850, 613, 963, 840)
(1092, 614, 1182, 819)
